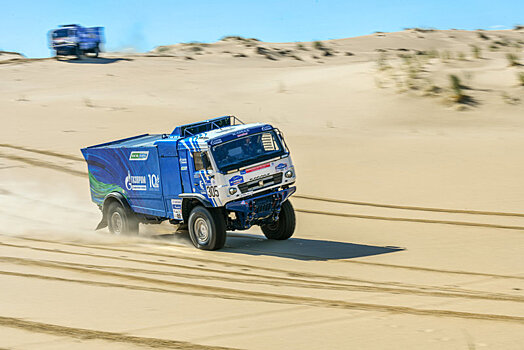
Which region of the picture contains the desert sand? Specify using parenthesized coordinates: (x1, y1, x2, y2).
(0, 29, 523, 349)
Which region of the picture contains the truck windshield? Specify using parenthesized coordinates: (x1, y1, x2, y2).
(211, 131, 285, 173)
(52, 29, 71, 38)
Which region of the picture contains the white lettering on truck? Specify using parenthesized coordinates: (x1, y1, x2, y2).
(125, 171, 159, 191)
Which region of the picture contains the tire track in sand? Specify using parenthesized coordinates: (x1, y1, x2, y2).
(2, 234, 523, 298)
(0, 267, 522, 324)
(295, 194, 524, 218)
(0, 144, 84, 162)
(2, 254, 522, 303)
(6, 234, 523, 281)
(0, 151, 86, 177)
(295, 208, 524, 231)
(4, 143, 524, 229)
(5, 143, 524, 219)
(0, 315, 237, 349)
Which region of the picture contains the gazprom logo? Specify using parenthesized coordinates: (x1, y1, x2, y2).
(129, 151, 149, 161)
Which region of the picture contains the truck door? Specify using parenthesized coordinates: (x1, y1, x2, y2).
(179, 149, 216, 204)
(178, 149, 193, 193)
(189, 151, 215, 198)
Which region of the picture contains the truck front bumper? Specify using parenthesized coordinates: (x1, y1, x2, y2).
(224, 186, 296, 230)
(53, 45, 77, 55)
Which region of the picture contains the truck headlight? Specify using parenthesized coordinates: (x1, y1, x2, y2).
(285, 170, 294, 178)
(229, 187, 238, 195)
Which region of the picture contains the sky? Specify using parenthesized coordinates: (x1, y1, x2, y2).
(1, 0, 523, 58)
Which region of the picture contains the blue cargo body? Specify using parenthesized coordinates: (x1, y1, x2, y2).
(81, 116, 297, 250)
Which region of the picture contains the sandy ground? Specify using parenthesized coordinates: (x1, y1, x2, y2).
(0, 29, 523, 349)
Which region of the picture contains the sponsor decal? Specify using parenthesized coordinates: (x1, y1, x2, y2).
(206, 185, 219, 198)
(171, 199, 183, 220)
(210, 138, 223, 145)
(180, 158, 187, 164)
(250, 173, 270, 181)
(229, 175, 244, 186)
(147, 174, 160, 188)
(233, 129, 249, 138)
(129, 151, 149, 161)
(125, 171, 159, 191)
(241, 163, 270, 174)
(275, 163, 287, 171)
(181, 166, 187, 171)
(125, 171, 147, 191)
(262, 125, 272, 131)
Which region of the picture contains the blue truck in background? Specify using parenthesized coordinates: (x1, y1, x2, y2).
(49, 24, 104, 59)
(81, 116, 297, 250)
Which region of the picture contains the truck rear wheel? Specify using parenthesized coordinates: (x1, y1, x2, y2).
(107, 201, 138, 235)
(261, 200, 296, 240)
(188, 206, 226, 250)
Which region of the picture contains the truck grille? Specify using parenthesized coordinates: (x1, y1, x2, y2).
(238, 173, 283, 194)
(254, 197, 273, 213)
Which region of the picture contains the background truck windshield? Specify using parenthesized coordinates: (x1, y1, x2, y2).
(211, 131, 285, 172)
(52, 29, 71, 38)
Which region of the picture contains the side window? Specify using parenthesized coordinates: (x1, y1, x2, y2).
(193, 152, 212, 171)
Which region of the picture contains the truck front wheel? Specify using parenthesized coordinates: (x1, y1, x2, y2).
(75, 46, 83, 59)
(107, 201, 138, 235)
(261, 200, 296, 240)
(188, 206, 226, 250)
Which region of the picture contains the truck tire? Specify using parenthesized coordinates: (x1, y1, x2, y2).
(188, 206, 226, 250)
(75, 46, 83, 59)
(93, 45, 100, 58)
(107, 201, 138, 235)
(261, 200, 296, 240)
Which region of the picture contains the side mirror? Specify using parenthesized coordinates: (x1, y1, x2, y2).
(274, 128, 289, 153)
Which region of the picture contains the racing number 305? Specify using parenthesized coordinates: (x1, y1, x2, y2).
(206, 185, 219, 197)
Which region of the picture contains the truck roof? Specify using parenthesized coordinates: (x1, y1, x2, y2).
(83, 116, 272, 150)
(175, 123, 265, 141)
(84, 134, 164, 149)
(182, 123, 268, 151)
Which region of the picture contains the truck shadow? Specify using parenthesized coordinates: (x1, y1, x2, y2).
(221, 234, 404, 261)
(61, 57, 133, 64)
(151, 232, 404, 261)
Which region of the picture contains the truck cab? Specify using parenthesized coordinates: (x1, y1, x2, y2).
(81, 116, 297, 250)
(49, 24, 104, 58)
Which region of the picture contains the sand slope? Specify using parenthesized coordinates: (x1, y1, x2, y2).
(0, 29, 523, 349)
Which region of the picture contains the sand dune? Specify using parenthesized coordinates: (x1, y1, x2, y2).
(0, 29, 523, 349)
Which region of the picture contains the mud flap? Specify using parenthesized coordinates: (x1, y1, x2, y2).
(96, 212, 108, 230)
(96, 192, 129, 230)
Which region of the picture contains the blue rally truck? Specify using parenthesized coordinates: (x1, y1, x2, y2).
(49, 24, 104, 58)
(81, 116, 297, 250)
